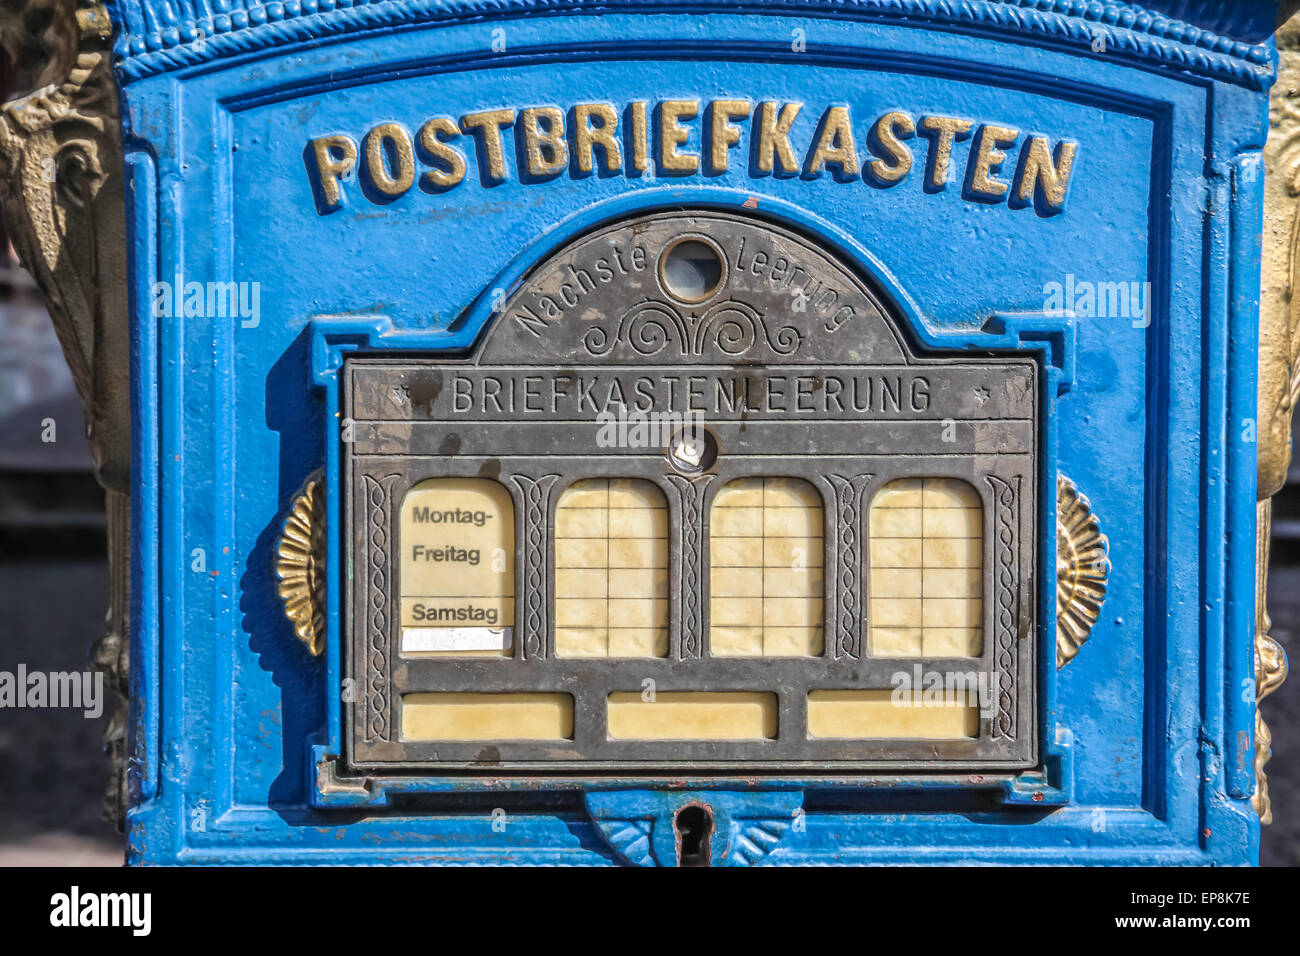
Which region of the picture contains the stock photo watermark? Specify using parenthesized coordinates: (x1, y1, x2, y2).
(151, 272, 261, 328)
(0, 664, 104, 719)
(1043, 273, 1151, 328)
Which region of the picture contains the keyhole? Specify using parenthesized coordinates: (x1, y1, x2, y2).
(675, 804, 713, 867)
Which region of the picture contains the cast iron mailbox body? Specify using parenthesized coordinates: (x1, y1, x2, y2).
(103, 0, 1276, 863)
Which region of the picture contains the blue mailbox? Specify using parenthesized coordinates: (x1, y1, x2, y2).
(1, 0, 1291, 865)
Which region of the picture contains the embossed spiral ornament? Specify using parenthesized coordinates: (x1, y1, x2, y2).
(1055, 474, 1109, 669)
(275, 470, 327, 656)
(585, 298, 801, 359)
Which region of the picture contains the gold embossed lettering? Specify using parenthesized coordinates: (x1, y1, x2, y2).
(755, 101, 802, 174)
(417, 117, 466, 189)
(574, 103, 622, 174)
(658, 100, 700, 173)
(804, 105, 860, 177)
(629, 101, 650, 173)
(918, 115, 973, 189)
(521, 106, 568, 176)
(1016, 136, 1077, 210)
(709, 99, 750, 172)
(968, 124, 1020, 199)
(972, 124, 1019, 199)
(363, 122, 416, 197)
(460, 108, 516, 182)
(310, 134, 357, 208)
(867, 110, 915, 184)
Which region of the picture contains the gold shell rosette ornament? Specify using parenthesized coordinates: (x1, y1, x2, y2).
(275, 471, 327, 656)
(1056, 474, 1110, 668)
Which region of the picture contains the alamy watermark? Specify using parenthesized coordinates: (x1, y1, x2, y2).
(152, 271, 261, 327)
(1043, 273, 1151, 328)
(595, 407, 706, 450)
(0, 664, 103, 719)
(890, 664, 997, 719)
(50, 887, 150, 936)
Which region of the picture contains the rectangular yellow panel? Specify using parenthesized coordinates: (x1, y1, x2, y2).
(711, 567, 763, 597)
(870, 626, 924, 657)
(607, 627, 669, 657)
(402, 693, 574, 741)
(873, 537, 923, 567)
(763, 506, 821, 537)
(763, 568, 823, 596)
(763, 626, 823, 657)
(555, 597, 607, 627)
(400, 478, 514, 657)
(554, 478, 669, 659)
(869, 477, 984, 659)
(711, 596, 764, 626)
(922, 627, 982, 657)
(608, 568, 668, 598)
(763, 537, 822, 568)
(607, 692, 778, 739)
(555, 538, 608, 568)
(871, 568, 923, 597)
(709, 477, 824, 658)
(608, 538, 663, 567)
(553, 626, 607, 657)
(710, 505, 764, 536)
(807, 690, 979, 739)
(710, 625, 764, 656)
(923, 537, 981, 568)
(710, 536, 763, 566)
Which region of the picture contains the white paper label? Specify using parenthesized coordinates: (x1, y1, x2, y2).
(401, 626, 513, 654)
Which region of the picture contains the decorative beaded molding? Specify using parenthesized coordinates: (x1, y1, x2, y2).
(986, 474, 1020, 741)
(510, 473, 560, 660)
(665, 472, 714, 660)
(827, 474, 871, 662)
(361, 473, 399, 743)
(105, 0, 1273, 88)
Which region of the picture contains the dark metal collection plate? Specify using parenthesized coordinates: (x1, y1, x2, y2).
(343, 211, 1038, 773)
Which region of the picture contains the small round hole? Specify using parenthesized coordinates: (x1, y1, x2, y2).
(666, 425, 718, 474)
(659, 237, 725, 304)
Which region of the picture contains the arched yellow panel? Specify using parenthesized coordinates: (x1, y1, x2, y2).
(398, 478, 514, 657)
(868, 478, 983, 658)
(554, 478, 669, 658)
(710, 477, 824, 657)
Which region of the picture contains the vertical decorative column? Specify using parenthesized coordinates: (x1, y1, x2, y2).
(361, 474, 399, 743)
(986, 475, 1020, 740)
(511, 474, 560, 660)
(666, 474, 715, 660)
(827, 475, 871, 661)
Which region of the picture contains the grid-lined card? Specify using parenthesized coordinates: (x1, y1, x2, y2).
(869, 478, 983, 658)
(554, 478, 669, 657)
(710, 477, 825, 657)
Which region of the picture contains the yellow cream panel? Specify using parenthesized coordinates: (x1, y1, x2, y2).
(807, 690, 979, 739)
(710, 477, 825, 657)
(607, 691, 778, 739)
(554, 478, 669, 658)
(869, 477, 983, 658)
(402, 693, 574, 740)
(399, 477, 515, 657)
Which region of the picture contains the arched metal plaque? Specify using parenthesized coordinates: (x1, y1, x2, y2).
(343, 210, 1037, 772)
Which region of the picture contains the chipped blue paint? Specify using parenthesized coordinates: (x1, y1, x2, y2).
(111, 0, 1271, 863)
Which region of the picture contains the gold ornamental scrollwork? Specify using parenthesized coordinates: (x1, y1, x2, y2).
(0, 0, 133, 830)
(1255, 9, 1300, 824)
(275, 471, 327, 656)
(1056, 474, 1110, 669)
